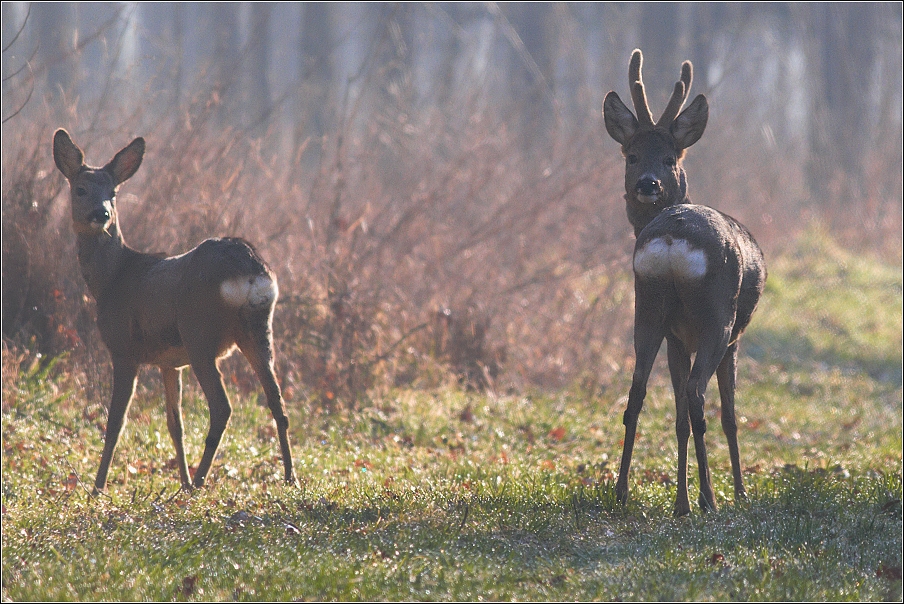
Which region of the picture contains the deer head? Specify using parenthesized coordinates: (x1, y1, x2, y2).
(53, 128, 145, 237)
(603, 50, 709, 232)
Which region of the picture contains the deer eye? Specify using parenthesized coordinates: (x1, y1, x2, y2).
(75, 186, 87, 196)
(627, 154, 638, 165)
(664, 156, 677, 167)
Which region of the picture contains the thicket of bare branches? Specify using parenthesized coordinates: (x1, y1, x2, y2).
(2, 3, 901, 407)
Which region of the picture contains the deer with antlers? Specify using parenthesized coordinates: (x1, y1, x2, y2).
(52, 129, 297, 493)
(603, 50, 766, 515)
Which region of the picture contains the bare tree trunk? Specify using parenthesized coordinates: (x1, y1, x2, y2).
(33, 2, 78, 102)
(297, 3, 333, 161)
(210, 4, 240, 126)
(803, 4, 877, 224)
(246, 3, 271, 135)
(503, 2, 556, 157)
(637, 2, 681, 108)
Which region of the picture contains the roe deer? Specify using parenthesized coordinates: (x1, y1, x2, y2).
(52, 128, 296, 493)
(602, 50, 766, 516)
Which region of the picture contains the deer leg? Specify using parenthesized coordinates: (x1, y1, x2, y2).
(94, 361, 138, 494)
(686, 327, 731, 513)
(189, 357, 232, 488)
(237, 323, 297, 486)
(717, 341, 746, 503)
(161, 367, 191, 489)
(616, 310, 665, 506)
(666, 335, 692, 517)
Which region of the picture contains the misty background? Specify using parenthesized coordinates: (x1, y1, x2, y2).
(2, 3, 902, 405)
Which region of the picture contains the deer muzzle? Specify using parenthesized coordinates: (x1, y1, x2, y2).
(635, 176, 662, 204)
(87, 207, 112, 225)
(75, 204, 114, 236)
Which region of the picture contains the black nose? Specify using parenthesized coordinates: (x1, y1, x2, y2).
(636, 177, 662, 196)
(87, 208, 111, 224)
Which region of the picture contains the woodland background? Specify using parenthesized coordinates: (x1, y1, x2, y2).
(2, 2, 902, 406)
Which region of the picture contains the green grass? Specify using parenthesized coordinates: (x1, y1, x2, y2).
(3, 231, 901, 601)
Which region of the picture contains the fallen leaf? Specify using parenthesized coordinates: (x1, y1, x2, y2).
(877, 564, 902, 581)
(284, 521, 301, 536)
(229, 510, 252, 524)
(180, 575, 197, 597)
(881, 499, 902, 517)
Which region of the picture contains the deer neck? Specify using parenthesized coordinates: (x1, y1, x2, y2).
(76, 221, 131, 299)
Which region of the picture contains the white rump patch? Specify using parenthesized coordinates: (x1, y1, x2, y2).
(633, 236, 707, 281)
(220, 274, 278, 308)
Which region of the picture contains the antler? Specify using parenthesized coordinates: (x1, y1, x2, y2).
(627, 49, 694, 129)
(658, 60, 693, 127)
(629, 49, 655, 127)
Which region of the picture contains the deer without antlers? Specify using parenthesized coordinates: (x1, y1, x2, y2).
(603, 50, 766, 516)
(52, 128, 297, 493)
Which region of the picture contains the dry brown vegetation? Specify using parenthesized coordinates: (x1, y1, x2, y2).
(2, 95, 637, 407)
(2, 4, 901, 409)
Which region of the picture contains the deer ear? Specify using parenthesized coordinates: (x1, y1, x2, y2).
(603, 91, 638, 146)
(104, 137, 145, 185)
(671, 94, 708, 149)
(53, 129, 85, 181)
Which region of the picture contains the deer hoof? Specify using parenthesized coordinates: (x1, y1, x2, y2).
(673, 497, 691, 517)
(698, 492, 718, 512)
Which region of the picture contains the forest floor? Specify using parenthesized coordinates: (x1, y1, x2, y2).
(2, 231, 901, 601)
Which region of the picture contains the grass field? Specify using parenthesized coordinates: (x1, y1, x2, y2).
(2, 231, 901, 601)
